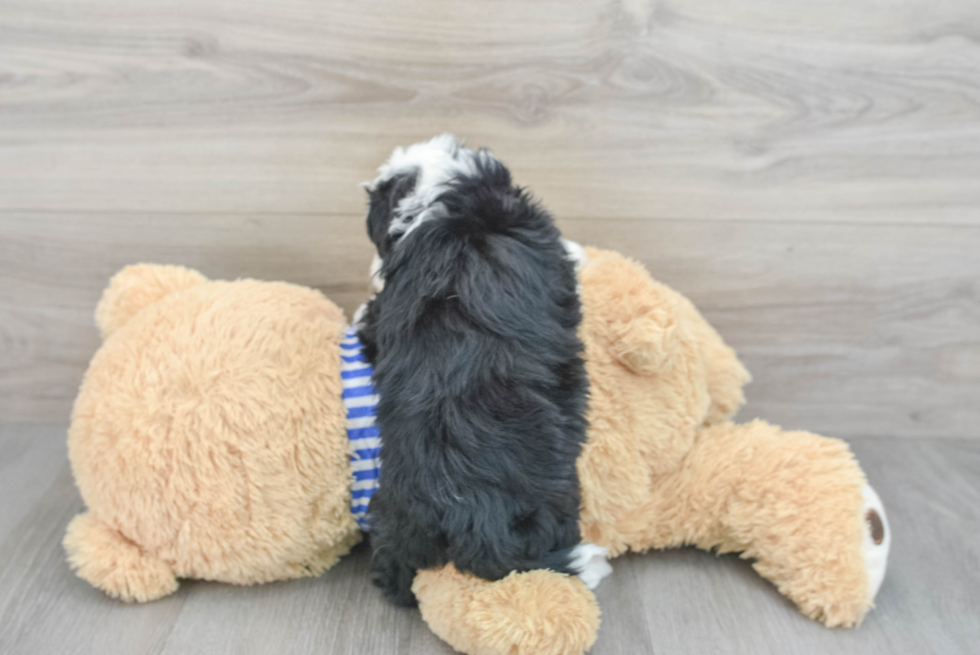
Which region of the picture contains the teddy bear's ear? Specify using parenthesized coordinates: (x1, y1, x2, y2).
(95, 264, 207, 340)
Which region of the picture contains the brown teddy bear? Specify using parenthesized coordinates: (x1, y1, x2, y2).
(64, 248, 889, 655)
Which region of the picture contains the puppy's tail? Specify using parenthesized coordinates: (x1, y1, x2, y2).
(525, 543, 612, 590)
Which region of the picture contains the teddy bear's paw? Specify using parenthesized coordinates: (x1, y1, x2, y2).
(63, 513, 178, 603)
(414, 564, 600, 655)
(861, 484, 890, 601)
(467, 569, 600, 655)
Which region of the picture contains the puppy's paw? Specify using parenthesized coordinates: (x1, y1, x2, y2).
(371, 555, 420, 607)
(570, 543, 612, 590)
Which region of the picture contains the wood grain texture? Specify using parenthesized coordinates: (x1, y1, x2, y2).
(1, 0, 979, 222)
(3, 213, 977, 439)
(0, 213, 375, 422)
(1, 422, 978, 655)
(561, 219, 980, 440)
(1, 0, 979, 431)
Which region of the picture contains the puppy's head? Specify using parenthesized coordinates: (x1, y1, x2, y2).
(361, 135, 588, 295)
(362, 134, 502, 290)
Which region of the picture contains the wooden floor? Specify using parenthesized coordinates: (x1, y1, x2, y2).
(0, 421, 977, 655)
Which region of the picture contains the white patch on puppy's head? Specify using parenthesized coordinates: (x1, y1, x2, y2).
(364, 134, 497, 244)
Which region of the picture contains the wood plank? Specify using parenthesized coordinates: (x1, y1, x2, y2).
(155, 542, 452, 655)
(0, 421, 70, 542)
(3, 213, 977, 439)
(0, 213, 375, 422)
(2, 422, 978, 654)
(0, 462, 188, 654)
(561, 218, 980, 440)
(0, 0, 978, 222)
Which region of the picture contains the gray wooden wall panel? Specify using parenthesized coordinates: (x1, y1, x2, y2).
(0, 214, 375, 421)
(561, 219, 980, 439)
(0, 0, 978, 223)
(1, 0, 978, 436)
(2, 214, 977, 439)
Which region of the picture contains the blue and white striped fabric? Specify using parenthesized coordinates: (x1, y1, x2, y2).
(340, 327, 381, 530)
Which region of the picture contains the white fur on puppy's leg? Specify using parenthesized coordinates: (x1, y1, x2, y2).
(570, 543, 612, 590)
(862, 484, 890, 601)
(561, 239, 589, 274)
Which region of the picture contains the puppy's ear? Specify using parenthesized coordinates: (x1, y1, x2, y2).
(365, 170, 418, 256)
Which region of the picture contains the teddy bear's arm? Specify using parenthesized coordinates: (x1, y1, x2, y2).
(412, 563, 600, 655)
(671, 294, 752, 425)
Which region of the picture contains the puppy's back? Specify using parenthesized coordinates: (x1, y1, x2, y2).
(361, 140, 605, 605)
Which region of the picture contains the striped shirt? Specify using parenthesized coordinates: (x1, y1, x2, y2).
(340, 327, 381, 530)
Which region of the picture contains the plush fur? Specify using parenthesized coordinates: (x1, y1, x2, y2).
(64, 265, 360, 601)
(64, 252, 888, 655)
(358, 137, 596, 605)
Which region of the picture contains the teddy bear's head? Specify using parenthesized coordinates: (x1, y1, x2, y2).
(67, 265, 360, 599)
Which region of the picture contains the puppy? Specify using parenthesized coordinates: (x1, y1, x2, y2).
(357, 135, 609, 606)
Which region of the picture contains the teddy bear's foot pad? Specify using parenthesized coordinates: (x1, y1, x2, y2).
(862, 484, 890, 601)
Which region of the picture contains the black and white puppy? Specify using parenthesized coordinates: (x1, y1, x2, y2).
(357, 134, 609, 606)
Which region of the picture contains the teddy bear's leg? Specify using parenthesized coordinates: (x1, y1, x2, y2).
(412, 564, 600, 655)
(63, 512, 178, 603)
(640, 420, 888, 627)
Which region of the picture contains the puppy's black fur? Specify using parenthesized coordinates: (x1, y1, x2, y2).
(358, 155, 589, 606)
